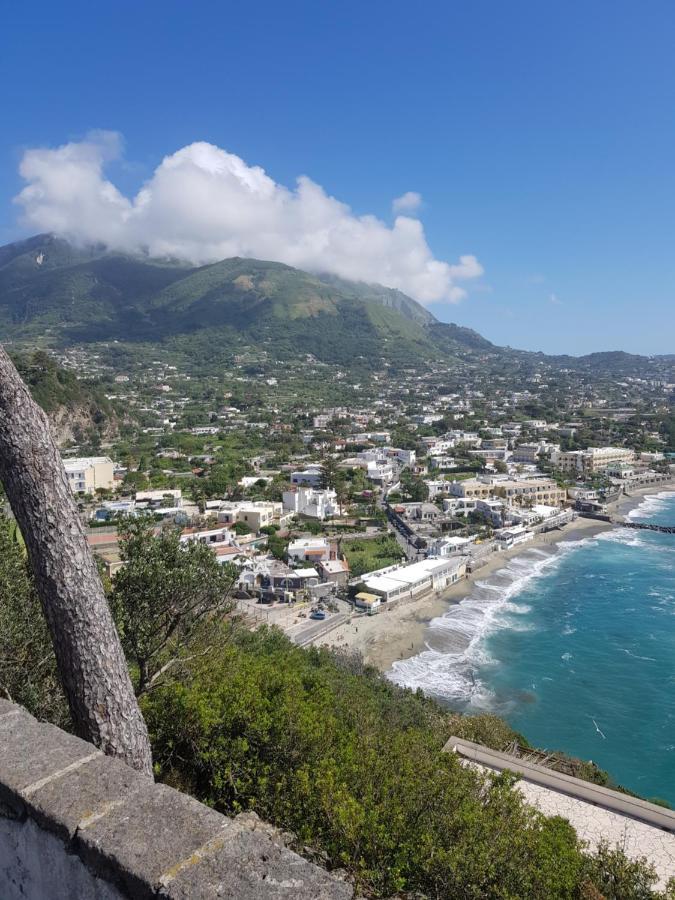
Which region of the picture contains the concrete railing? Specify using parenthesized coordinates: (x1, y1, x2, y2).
(0, 700, 353, 899)
(444, 736, 675, 833)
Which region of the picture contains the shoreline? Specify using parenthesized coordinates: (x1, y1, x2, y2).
(316, 481, 675, 672)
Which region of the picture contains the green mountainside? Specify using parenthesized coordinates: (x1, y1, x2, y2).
(0, 235, 488, 367)
(0, 234, 666, 375)
(9, 349, 121, 443)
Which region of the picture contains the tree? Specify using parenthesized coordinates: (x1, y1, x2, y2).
(0, 346, 152, 774)
(0, 516, 69, 727)
(318, 455, 339, 490)
(111, 519, 236, 695)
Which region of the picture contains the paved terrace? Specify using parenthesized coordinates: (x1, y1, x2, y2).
(444, 737, 675, 889)
(0, 700, 352, 899)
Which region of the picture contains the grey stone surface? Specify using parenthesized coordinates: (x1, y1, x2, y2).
(0, 707, 98, 814)
(0, 699, 20, 717)
(27, 753, 148, 842)
(0, 702, 353, 899)
(0, 816, 125, 900)
(158, 827, 353, 900)
(75, 782, 234, 898)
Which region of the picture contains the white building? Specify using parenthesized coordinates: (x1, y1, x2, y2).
(287, 537, 331, 564)
(552, 447, 635, 475)
(362, 557, 466, 604)
(216, 501, 282, 532)
(282, 486, 340, 520)
(428, 535, 476, 557)
(290, 465, 324, 488)
(63, 456, 114, 495)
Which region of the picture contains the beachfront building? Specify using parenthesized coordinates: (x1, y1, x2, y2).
(493, 479, 566, 506)
(495, 524, 534, 548)
(448, 478, 494, 500)
(428, 535, 477, 557)
(63, 456, 114, 495)
(361, 557, 466, 604)
(552, 447, 635, 475)
(447, 476, 565, 506)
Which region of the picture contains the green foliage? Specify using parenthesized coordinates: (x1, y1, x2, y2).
(11, 350, 116, 438)
(0, 517, 70, 728)
(266, 532, 288, 560)
(110, 518, 236, 694)
(143, 627, 666, 899)
(342, 534, 404, 577)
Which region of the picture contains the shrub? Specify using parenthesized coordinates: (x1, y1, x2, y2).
(142, 626, 664, 898)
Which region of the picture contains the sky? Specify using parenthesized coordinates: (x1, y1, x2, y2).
(2, 0, 675, 355)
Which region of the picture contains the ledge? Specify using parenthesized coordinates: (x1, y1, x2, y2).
(0, 701, 353, 899)
(444, 736, 675, 833)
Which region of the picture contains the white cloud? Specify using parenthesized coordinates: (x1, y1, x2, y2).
(15, 133, 482, 305)
(392, 191, 422, 214)
(549, 292, 562, 305)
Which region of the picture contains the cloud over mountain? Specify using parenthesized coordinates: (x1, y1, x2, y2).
(15, 132, 482, 304)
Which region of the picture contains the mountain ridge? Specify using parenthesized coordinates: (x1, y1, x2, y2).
(0, 234, 666, 373)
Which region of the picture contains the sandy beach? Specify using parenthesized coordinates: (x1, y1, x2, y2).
(315, 481, 675, 672)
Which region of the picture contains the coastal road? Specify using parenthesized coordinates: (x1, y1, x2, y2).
(287, 612, 348, 647)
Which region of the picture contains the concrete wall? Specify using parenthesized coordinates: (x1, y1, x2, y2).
(0, 700, 352, 899)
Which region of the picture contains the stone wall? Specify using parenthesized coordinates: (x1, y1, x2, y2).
(0, 700, 353, 899)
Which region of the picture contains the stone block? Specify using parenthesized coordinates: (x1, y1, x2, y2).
(0, 700, 20, 718)
(75, 781, 232, 898)
(0, 709, 98, 815)
(158, 827, 354, 899)
(27, 753, 148, 842)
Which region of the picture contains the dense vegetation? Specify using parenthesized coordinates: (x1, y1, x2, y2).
(342, 534, 405, 577)
(4, 233, 665, 375)
(12, 349, 115, 420)
(1, 514, 673, 897)
(144, 627, 674, 899)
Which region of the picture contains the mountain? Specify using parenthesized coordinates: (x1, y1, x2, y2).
(0, 234, 667, 377)
(0, 234, 493, 368)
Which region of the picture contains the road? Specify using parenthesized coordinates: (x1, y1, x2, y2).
(287, 612, 348, 647)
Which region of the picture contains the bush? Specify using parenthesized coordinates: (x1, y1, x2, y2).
(142, 626, 665, 898)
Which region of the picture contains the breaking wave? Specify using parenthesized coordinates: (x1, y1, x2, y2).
(388, 540, 589, 707)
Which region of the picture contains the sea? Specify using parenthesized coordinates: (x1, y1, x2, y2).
(389, 491, 675, 805)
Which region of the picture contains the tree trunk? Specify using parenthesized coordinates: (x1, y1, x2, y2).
(0, 347, 153, 775)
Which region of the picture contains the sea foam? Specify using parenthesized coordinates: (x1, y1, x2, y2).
(388, 541, 585, 707)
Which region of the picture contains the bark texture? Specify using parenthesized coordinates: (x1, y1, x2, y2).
(0, 346, 153, 775)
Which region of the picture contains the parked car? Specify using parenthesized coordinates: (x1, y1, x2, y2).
(309, 608, 327, 620)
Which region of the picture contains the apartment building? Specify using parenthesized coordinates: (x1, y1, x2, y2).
(63, 456, 114, 495)
(552, 447, 635, 475)
(494, 479, 566, 506)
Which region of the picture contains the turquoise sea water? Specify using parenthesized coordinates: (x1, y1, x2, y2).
(389, 492, 675, 804)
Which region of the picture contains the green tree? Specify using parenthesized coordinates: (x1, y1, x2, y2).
(111, 519, 236, 695)
(319, 455, 339, 490)
(0, 516, 69, 727)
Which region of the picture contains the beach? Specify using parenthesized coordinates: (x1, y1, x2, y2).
(316, 482, 675, 672)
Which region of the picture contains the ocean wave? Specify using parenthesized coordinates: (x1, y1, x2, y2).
(388, 542, 583, 706)
(619, 648, 657, 662)
(626, 490, 675, 522)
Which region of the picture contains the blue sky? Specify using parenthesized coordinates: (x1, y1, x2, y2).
(2, 0, 675, 355)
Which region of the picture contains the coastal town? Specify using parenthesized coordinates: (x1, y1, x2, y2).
(47, 344, 675, 661)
